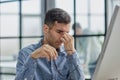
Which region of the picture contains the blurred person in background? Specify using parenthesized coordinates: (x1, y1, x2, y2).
(72, 22, 101, 78)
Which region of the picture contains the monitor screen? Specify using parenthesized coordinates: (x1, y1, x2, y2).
(92, 5, 120, 80)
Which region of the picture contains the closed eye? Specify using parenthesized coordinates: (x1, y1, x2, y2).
(56, 30, 69, 34)
(57, 30, 64, 34)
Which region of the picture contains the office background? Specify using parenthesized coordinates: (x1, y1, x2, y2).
(0, 0, 120, 80)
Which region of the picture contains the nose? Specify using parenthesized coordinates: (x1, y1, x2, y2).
(59, 32, 64, 41)
(60, 32, 65, 37)
(61, 32, 65, 35)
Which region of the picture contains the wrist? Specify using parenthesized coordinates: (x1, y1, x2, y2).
(66, 49, 76, 55)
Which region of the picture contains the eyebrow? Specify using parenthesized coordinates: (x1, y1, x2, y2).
(57, 29, 69, 33)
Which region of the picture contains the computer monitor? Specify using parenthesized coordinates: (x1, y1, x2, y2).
(92, 5, 120, 80)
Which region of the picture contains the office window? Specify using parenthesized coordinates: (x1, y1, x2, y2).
(0, 0, 43, 58)
(1, 2, 19, 37)
(1, 15, 19, 37)
(0, 0, 43, 79)
(1, 1, 19, 14)
(76, 0, 105, 34)
(1, 39, 19, 56)
(90, 16, 105, 33)
(76, 15, 88, 31)
(0, 1, 19, 60)
(22, 0, 41, 14)
(21, 0, 42, 48)
(22, 17, 41, 36)
(90, 0, 104, 14)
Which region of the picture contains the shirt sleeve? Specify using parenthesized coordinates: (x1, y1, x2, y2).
(15, 49, 37, 80)
(67, 52, 85, 80)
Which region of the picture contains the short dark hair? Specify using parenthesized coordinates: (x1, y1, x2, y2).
(72, 22, 82, 30)
(44, 8, 71, 28)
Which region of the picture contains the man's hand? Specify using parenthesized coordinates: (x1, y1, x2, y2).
(61, 33, 76, 55)
(31, 44, 58, 61)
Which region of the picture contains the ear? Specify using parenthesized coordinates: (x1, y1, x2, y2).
(43, 24, 49, 34)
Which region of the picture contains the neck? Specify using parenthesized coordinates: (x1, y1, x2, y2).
(42, 38, 48, 45)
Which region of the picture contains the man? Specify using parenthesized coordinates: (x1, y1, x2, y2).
(15, 8, 85, 80)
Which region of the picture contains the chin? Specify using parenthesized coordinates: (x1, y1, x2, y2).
(52, 43, 62, 49)
(55, 45, 61, 49)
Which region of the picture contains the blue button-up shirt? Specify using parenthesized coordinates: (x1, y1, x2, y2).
(15, 39, 85, 80)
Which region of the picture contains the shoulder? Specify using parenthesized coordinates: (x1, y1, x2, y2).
(18, 42, 41, 57)
(21, 44, 36, 53)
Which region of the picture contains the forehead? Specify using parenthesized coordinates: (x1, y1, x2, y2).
(53, 22, 70, 33)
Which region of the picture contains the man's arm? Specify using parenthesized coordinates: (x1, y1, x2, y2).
(15, 50, 37, 80)
(15, 44, 58, 80)
(61, 33, 85, 80)
(67, 52, 85, 80)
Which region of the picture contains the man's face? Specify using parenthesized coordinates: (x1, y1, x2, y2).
(75, 27, 82, 35)
(43, 22, 70, 49)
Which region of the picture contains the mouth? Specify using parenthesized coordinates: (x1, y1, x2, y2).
(56, 42, 62, 45)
